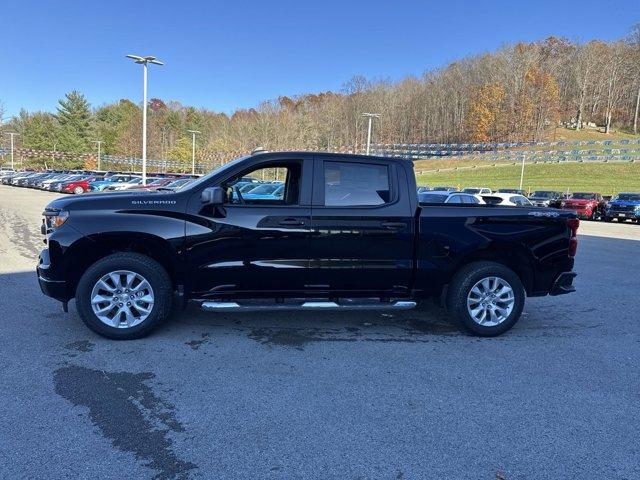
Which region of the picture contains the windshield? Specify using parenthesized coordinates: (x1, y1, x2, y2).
(180, 155, 251, 191)
(613, 193, 640, 201)
(166, 178, 190, 189)
(462, 188, 480, 194)
(531, 191, 556, 198)
(147, 178, 169, 186)
(570, 193, 596, 200)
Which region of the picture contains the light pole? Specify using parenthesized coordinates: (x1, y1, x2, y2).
(519, 154, 526, 191)
(362, 113, 380, 155)
(187, 130, 200, 175)
(4, 132, 19, 170)
(126, 54, 163, 185)
(94, 141, 103, 170)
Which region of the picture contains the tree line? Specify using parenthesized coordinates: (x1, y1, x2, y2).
(2, 24, 639, 170)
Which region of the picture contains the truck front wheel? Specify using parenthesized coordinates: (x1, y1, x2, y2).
(446, 261, 525, 337)
(75, 253, 173, 339)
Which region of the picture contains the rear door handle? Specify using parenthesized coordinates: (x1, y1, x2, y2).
(380, 221, 407, 230)
(278, 218, 305, 226)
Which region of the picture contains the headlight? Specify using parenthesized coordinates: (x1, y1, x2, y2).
(44, 210, 69, 231)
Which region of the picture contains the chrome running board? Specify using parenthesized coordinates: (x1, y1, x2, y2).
(200, 299, 416, 312)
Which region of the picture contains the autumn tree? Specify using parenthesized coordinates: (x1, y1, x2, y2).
(466, 83, 506, 142)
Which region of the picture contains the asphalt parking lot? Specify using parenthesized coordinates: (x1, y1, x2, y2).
(1, 185, 638, 480)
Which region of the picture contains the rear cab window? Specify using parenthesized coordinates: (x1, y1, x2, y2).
(323, 161, 391, 207)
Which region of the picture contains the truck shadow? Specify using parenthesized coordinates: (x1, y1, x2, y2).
(172, 301, 554, 350)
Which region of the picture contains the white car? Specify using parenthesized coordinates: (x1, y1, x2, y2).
(481, 193, 533, 206)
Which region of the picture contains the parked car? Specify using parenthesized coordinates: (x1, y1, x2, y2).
(24, 173, 59, 188)
(482, 193, 533, 206)
(432, 186, 457, 192)
(38, 151, 578, 340)
(529, 190, 563, 207)
(39, 174, 74, 190)
(462, 187, 492, 195)
(604, 192, 640, 223)
(103, 177, 156, 191)
(50, 175, 88, 192)
(1, 172, 22, 184)
(60, 176, 102, 194)
(89, 174, 140, 191)
(548, 193, 570, 209)
(241, 182, 284, 200)
(559, 192, 604, 220)
(419, 191, 484, 204)
(10, 172, 40, 186)
(497, 188, 526, 195)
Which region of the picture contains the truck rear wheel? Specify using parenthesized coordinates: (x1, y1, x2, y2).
(75, 253, 173, 339)
(446, 261, 525, 337)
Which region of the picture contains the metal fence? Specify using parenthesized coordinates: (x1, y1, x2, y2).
(2, 137, 639, 173)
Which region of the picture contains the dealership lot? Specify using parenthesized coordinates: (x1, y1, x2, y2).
(1, 185, 639, 479)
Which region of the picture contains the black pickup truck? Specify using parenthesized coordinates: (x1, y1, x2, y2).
(37, 151, 579, 339)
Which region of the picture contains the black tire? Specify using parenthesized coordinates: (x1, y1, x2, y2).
(604, 216, 612, 222)
(75, 252, 173, 339)
(445, 261, 525, 337)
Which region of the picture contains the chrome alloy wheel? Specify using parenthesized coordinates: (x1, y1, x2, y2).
(90, 270, 155, 328)
(466, 276, 515, 327)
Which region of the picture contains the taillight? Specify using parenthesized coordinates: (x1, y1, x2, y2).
(566, 217, 579, 257)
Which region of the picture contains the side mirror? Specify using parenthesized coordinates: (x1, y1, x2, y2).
(201, 186, 224, 205)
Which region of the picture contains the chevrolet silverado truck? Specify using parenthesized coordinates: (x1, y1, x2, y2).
(37, 151, 579, 340)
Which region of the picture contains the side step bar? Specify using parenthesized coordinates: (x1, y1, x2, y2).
(201, 300, 417, 312)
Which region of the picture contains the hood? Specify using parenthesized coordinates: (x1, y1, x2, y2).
(564, 198, 594, 205)
(45, 189, 181, 212)
(608, 198, 640, 206)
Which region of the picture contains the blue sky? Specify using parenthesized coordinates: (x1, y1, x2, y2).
(1, 0, 638, 118)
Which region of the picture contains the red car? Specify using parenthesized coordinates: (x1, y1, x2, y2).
(61, 176, 100, 194)
(560, 192, 604, 220)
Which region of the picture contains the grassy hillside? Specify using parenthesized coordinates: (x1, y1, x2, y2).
(415, 161, 640, 195)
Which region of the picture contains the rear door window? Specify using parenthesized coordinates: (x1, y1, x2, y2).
(323, 161, 390, 207)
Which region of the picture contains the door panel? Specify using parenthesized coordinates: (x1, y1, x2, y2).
(184, 204, 312, 296)
(184, 158, 313, 297)
(308, 158, 414, 294)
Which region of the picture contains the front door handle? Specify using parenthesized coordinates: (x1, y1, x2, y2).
(278, 218, 305, 226)
(380, 221, 406, 230)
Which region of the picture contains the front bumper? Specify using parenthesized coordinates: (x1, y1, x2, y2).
(550, 271, 577, 296)
(606, 210, 640, 219)
(37, 248, 69, 301)
(563, 208, 591, 218)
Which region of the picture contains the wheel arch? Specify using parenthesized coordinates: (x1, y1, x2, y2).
(452, 242, 535, 295)
(62, 232, 183, 298)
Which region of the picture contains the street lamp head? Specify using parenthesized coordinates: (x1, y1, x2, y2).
(187, 130, 201, 135)
(126, 54, 164, 66)
(362, 112, 380, 118)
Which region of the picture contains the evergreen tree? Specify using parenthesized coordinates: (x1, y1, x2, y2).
(56, 91, 92, 156)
